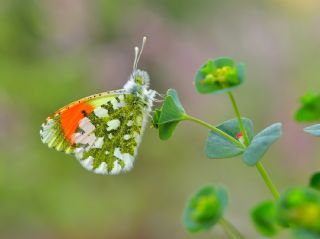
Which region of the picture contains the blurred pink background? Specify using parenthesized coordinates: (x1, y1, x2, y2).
(1, 0, 320, 238)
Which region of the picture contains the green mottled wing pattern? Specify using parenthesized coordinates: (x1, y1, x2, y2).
(73, 93, 147, 175)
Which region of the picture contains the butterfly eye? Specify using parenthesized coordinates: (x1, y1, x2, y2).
(134, 76, 144, 85)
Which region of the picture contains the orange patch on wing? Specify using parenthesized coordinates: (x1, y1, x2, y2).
(59, 102, 94, 144)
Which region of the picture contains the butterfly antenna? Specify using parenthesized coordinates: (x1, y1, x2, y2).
(133, 46, 139, 73)
(136, 36, 147, 67)
(132, 36, 147, 72)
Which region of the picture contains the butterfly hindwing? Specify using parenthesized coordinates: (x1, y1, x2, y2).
(40, 91, 148, 175)
(74, 93, 147, 174)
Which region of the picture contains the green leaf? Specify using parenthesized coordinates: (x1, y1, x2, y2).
(304, 125, 320, 137)
(152, 108, 179, 140)
(152, 89, 187, 140)
(295, 92, 320, 122)
(310, 172, 320, 191)
(277, 187, 320, 234)
(183, 186, 228, 233)
(251, 201, 278, 237)
(293, 228, 320, 239)
(194, 57, 245, 94)
(151, 108, 161, 129)
(159, 89, 186, 124)
(205, 118, 253, 159)
(242, 123, 282, 166)
(158, 122, 180, 140)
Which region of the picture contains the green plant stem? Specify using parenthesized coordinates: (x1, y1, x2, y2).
(227, 91, 280, 200)
(227, 92, 250, 146)
(185, 115, 245, 149)
(219, 218, 246, 239)
(256, 162, 280, 200)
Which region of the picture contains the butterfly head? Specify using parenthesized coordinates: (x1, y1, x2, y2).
(133, 69, 150, 87)
(133, 70, 147, 86)
(124, 69, 150, 94)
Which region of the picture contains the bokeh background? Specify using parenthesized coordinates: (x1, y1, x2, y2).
(1, 0, 320, 238)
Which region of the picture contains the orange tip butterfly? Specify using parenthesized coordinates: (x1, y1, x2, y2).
(40, 37, 156, 175)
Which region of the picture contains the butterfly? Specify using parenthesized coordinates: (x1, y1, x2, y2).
(40, 37, 156, 175)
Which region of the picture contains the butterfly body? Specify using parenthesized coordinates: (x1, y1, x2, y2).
(40, 69, 156, 175)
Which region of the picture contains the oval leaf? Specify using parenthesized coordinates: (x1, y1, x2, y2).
(242, 123, 282, 166)
(251, 201, 278, 237)
(310, 172, 320, 191)
(205, 118, 253, 159)
(304, 124, 320, 137)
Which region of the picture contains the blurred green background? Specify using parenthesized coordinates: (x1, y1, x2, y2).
(1, 0, 320, 238)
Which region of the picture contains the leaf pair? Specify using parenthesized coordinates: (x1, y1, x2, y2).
(152, 89, 187, 140)
(206, 118, 282, 166)
(153, 90, 282, 166)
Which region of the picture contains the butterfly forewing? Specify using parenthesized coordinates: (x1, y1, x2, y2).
(40, 92, 118, 153)
(40, 91, 147, 175)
